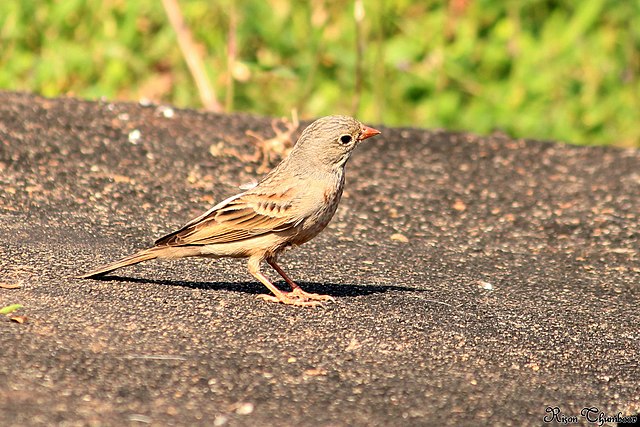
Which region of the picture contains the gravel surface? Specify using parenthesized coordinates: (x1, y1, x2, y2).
(1, 91, 638, 426)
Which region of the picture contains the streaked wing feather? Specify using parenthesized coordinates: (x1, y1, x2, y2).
(155, 191, 299, 246)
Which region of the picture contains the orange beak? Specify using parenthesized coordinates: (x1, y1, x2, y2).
(358, 125, 381, 141)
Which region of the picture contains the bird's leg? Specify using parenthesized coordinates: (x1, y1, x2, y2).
(267, 259, 335, 302)
(248, 257, 323, 307)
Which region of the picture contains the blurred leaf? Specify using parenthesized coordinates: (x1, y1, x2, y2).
(0, 304, 23, 315)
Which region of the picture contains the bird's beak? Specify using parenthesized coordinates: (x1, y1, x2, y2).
(358, 125, 381, 141)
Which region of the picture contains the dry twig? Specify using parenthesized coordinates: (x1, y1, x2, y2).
(353, 0, 365, 116)
(162, 0, 222, 112)
(245, 110, 300, 173)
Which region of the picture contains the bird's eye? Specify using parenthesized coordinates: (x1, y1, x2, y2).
(339, 134, 352, 144)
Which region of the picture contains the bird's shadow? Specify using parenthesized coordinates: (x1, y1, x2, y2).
(88, 274, 416, 298)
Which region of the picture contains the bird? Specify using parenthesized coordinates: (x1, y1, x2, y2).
(79, 115, 381, 307)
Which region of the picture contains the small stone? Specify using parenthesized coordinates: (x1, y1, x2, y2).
(478, 280, 493, 290)
(209, 142, 225, 157)
(213, 415, 228, 426)
(453, 199, 467, 211)
(160, 106, 174, 118)
(128, 129, 141, 144)
(390, 233, 409, 243)
(235, 402, 254, 415)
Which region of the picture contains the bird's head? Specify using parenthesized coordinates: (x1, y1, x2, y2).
(291, 115, 381, 171)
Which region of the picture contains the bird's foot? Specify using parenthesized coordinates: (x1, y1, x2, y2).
(289, 287, 336, 303)
(257, 289, 335, 307)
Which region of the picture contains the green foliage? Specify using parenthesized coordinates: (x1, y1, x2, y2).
(0, 0, 638, 146)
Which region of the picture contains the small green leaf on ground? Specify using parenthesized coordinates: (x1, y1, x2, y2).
(0, 304, 23, 315)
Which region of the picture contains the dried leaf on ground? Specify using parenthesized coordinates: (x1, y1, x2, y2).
(0, 283, 22, 289)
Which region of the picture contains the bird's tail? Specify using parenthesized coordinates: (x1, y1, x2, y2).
(78, 247, 162, 279)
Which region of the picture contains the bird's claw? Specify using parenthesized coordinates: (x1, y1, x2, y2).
(257, 289, 335, 307)
(289, 288, 336, 303)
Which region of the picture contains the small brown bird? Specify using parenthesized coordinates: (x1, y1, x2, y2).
(80, 115, 381, 306)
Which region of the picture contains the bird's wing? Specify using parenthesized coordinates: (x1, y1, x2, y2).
(154, 187, 303, 247)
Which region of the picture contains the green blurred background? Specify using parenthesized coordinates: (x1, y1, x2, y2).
(1, 0, 639, 146)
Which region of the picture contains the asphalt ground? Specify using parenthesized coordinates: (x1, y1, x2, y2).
(1, 91, 638, 426)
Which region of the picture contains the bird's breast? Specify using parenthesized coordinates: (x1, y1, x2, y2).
(292, 173, 345, 245)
